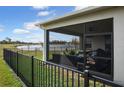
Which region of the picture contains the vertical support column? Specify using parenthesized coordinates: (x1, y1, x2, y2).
(43, 30, 49, 61)
(83, 23, 87, 68)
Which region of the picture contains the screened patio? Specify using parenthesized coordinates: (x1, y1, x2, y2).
(40, 17, 113, 80)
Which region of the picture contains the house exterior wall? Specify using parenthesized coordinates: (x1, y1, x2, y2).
(113, 8, 124, 85)
(42, 7, 124, 85)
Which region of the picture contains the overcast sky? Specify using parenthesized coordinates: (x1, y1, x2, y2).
(0, 6, 87, 43)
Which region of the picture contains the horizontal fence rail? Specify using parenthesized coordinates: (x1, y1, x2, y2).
(3, 48, 123, 87)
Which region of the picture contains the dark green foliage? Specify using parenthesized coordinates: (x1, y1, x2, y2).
(63, 49, 77, 56)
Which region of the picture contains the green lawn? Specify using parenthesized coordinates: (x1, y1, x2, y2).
(0, 58, 23, 87)
(8, 44, 43, 59)
(20, 50, 43, 59)
(0, 44, 23, 87)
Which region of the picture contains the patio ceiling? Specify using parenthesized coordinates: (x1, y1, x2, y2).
(48, 23, 85, 36)
(47, 18, 113, 36)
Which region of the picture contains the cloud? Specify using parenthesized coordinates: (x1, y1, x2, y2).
(74, 6, 88, 11)
(37, 11, 51, 16)
(13, 29, 30, 34)
(32, 6, 49, 10)
(0, 28, 4, 32)
(12, 27, 44, 43)
(0, 25, 4, 32)
(33, 6, 51, 16)
(33, 6, 55, 17)
(11, 32, 44, 43)
(24, 21, 40, 30)
(25, 32, 44, 42)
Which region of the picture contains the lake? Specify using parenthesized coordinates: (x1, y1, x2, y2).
(17, 44, 79, 51)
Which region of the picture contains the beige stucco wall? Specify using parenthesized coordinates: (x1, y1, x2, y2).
(113, 7, 124, 85)
(42, 7, 124, 85)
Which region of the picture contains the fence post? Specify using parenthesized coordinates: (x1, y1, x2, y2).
(9, 50, 11, 66)
(31, 56, 34, 87)
(53, 47, 55, 53)
(3, 49, 5, 61)
(61, 47, 62, 53)
(84, 70, 89, 87)
(16, 51, 19, 76)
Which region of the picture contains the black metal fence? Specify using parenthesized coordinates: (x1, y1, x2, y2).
(4, 49, 33, 86)
(3, 49, 122, 87)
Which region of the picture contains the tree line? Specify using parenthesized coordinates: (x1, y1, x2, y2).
(50, 38, 79, 45)
(0, 37, 38, 44)
(0, 37, 79, 45)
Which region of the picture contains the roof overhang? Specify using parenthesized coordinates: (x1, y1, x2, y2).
(36, 6, 116, 36)
(36, 6, 114, 30)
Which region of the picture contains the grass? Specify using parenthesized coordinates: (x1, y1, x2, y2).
(20, 50, 43, 59)
(8, 44, 43, 59)
(0, 59, 23, 87)
(0, 44, 23, 87)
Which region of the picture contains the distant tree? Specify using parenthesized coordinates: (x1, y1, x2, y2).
(5, 37, 12, 43)
(50, 40, 67, 44)
(71, 38, 79, 49)
(39, 42, 43, 47)
(2, 40, 7, 44)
